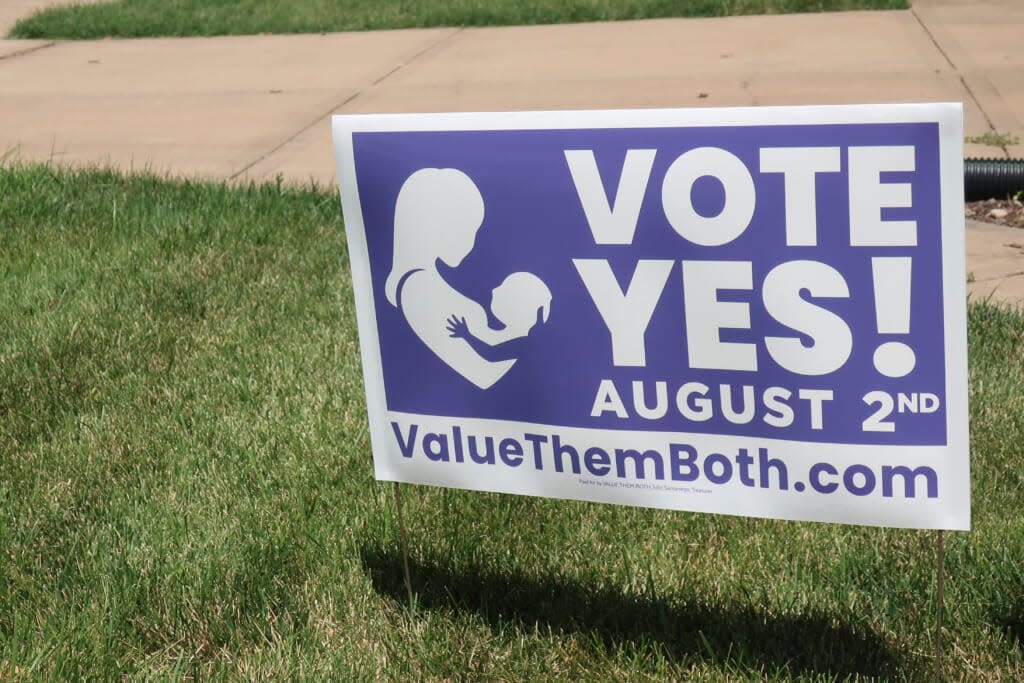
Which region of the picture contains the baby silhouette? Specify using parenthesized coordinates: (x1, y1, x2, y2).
(446, 272, 552, 362)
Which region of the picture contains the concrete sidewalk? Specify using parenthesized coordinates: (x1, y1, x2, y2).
(0, 0, 1021, 302)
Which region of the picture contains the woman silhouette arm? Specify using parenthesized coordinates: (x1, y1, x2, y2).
(398, 271, 515, 389)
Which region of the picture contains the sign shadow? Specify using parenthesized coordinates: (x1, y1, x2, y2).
(995, 605, 1024, 651)
(359, 544, 909, 679)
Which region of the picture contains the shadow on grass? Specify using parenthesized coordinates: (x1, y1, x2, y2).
(996, 606, 1024, 651)
(359, 545, 905, 679)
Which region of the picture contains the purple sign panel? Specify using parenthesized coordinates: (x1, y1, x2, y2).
(334, 105, 969, 530)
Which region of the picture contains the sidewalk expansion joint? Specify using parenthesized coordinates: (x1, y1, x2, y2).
(974, 271, 1024, 284)
(910, 7, 956, 71)
(911, 5, 1009, 156)
(230, 28, 464, 182)
(0, 41, 56, 62)
(372, 27, 463, 86)
(228, 95, 357, 182)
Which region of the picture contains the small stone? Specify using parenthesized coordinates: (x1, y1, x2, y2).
(988, 208, 1009, 219)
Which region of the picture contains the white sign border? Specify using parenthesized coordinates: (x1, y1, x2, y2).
(333, 103, 969, 530)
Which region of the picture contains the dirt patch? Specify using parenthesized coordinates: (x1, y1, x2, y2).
(966, 198, 1024, 229)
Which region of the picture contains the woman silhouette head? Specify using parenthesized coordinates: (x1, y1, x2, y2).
(385, 168, 486, 306)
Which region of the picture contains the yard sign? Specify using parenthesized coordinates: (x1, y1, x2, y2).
(333, 104, 969, 530)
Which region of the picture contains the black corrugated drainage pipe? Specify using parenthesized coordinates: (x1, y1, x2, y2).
(964, 158, 1024, 201)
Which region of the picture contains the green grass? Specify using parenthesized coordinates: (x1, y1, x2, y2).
(10, 0, 908, 40)
(965, 131, 1022, 148)
(2, 164, 1022, 680)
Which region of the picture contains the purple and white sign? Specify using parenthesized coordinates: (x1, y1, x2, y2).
(333, 105, 969, 530)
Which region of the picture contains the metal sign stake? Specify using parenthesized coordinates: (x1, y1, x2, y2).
(393, 481, 415, 611)
(935, 529, 946, 682)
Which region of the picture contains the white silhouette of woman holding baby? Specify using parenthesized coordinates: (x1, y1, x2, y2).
(385, 168, 552, 389)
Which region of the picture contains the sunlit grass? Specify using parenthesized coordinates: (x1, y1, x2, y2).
(10, 0, 908, 40)
(1, 164, 1021, 680)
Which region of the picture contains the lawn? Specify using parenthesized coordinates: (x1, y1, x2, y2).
(9, 0, 908, 40)
(1, 164, 1022, 680)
